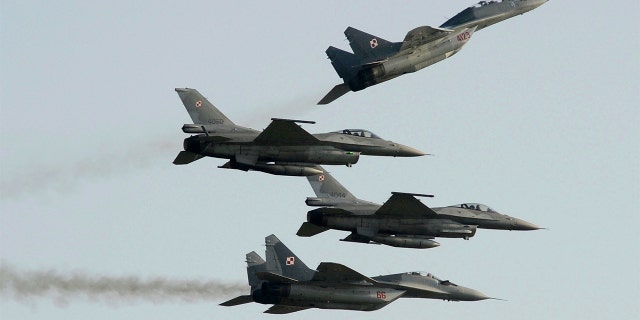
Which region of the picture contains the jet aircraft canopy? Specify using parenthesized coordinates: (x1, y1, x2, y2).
(334, 129, 381, 139)
(454, 203, 496, 212)
(475, 0, 501, 7)
(409, 272, 457, 286)
(409, 271, 441, 280)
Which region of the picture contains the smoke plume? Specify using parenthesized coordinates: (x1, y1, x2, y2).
(0, 138, 175, 200)
(0, 264, 246, 306)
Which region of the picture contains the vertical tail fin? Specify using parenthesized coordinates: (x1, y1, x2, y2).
(325, 46, 361, 80)
(174, 88, 235, 125)
(306, 166, 357, 200)
(344, 27, 400, 62)
(245, 251, 267, 288)
(264, 234, 315, 281)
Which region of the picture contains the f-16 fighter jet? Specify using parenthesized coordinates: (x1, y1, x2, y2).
(318, 0, 547, 104)
(173, 88, 424, 176)
(297, 167, 541, 248)
(220, 234, 491, 314)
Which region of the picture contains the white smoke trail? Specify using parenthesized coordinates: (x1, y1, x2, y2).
(0, 264, 246, 306)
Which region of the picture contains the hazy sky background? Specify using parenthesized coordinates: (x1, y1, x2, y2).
(1, 1, 638, 319)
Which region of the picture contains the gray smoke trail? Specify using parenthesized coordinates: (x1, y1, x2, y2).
(0, 264, 246, 306)
(0, 138, 176, 200)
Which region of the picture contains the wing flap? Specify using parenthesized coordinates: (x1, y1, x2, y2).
(254, 119, 319, 146)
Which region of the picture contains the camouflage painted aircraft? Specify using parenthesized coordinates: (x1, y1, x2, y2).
(318, 0, 548, 104)
(220, 234, 492, 314)
(173, 88, 424, 176)
(297, 167, 541, 248)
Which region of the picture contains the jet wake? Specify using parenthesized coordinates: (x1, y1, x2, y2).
(0, 264, 245, 306)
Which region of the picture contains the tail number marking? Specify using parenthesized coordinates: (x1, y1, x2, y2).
(457, 32, 471, 42)
(376, 291, 386, 299)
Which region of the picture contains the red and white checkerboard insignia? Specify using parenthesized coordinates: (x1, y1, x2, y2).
(285, 256, 295, 265)
(195, 100, 203, 108)
(370, 38, 378, 48)
(318, 175, 325, 182)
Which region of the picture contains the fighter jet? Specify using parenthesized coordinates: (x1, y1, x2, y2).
(173, 88, 424, 176)
(318, 25, 477, 104)
(440, 0, 549, 31)
(297, 167, 541, 248)
(220, 234, 492, 314)
(318, 0, 547, 104)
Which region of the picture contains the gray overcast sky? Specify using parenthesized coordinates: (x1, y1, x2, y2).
(1, 1, 638, 319)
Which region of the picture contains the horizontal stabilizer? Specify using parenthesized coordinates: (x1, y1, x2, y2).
(219, 295, 253, 306)
(296, 222, 329, 237)
(255, 272, 299, 283)
(265, 305, 309, 314)
(318, 84, 351, 105)
(173, 151, 204, 165)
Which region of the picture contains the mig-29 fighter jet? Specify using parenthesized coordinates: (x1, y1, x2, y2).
(220, 234, 491, 314)
(297, 167, 541, 248)
(318, 25, 477, 104)
(173, 88, 424, 176)
(440, 0, 549, 31)
(318, 0, 547, 104)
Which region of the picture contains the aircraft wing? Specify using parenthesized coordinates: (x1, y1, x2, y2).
(311, 262, 377, 285)
(399, 26, 452, 51)
(254, 119, 320, 146)
(264, 305, 310, 314)
(374, 192, 438, 218)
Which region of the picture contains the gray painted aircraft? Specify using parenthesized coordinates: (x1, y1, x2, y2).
(297, 167, 541, 248)
(318, 0, 547, 104)
(173, 88, 424, 176)
(440, 0, 548, 31)
(220, 234, 492, 314)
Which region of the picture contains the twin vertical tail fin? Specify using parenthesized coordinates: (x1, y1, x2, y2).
(344, 26, 399, 62)
(175, 88, 235, 126)
(264, 234, 316, 282)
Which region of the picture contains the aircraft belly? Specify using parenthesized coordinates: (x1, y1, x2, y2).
(285, 285, 403, 310)
(327, 216, 476, 239)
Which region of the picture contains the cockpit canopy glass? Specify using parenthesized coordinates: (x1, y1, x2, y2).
(475, 1, 501, 7)
(408, 271, 442, 281)
(454, 203, 496, 212)
(334, 129, 381, 139)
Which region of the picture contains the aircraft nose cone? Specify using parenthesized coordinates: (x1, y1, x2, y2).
(396, 144, 426, 157)
(456, 288, 491, 301)
(513, 218, 541, 231)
